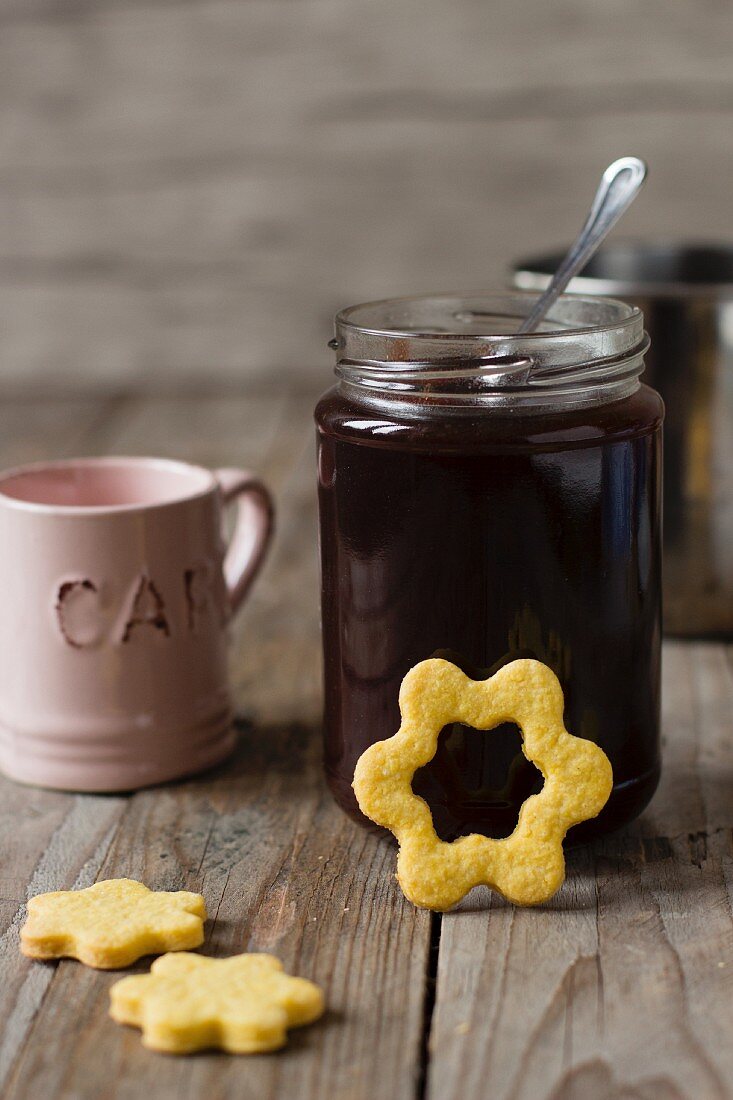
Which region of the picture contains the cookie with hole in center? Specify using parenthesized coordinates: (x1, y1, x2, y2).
(353, 658, 613, 910)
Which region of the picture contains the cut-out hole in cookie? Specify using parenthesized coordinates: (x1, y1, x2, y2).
(412, 721, 544, 841)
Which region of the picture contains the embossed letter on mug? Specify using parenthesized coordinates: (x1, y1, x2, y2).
(0, 457, 274, 791)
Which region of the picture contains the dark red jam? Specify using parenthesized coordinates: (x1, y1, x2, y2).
(316, 384, 663, 842)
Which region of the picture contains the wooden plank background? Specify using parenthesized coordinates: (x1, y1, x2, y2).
(1, 0, 733, 389)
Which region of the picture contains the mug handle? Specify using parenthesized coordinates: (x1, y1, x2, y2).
(214, 468, 275, 615)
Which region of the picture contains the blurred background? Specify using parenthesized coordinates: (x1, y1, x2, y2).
(2, 0, 733, 394)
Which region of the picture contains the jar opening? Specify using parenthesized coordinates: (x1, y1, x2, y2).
(333, 292, 648, 413)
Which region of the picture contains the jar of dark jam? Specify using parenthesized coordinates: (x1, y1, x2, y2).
(316, 293, 663, 842)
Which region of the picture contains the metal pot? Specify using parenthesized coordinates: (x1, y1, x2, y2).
(512, 242, 733, 637)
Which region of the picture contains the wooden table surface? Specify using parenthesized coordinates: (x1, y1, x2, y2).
(1, 387, 733, 1100)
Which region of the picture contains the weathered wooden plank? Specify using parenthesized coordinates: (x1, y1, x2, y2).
(0, 397, 114, 467)
(3, 392, 430, 1100)
(426, 641, 733, 1100)
(4, 735, 430, 1100)
(0, 0, 732, 387)
(2, 108, 732, 389)
(0, 796, 125, 1092)
(1, 105, 732, 389)
(1, 1, 732, 101)
(85, 390, 298, 469)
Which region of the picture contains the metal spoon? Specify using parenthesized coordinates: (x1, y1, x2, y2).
(517, 156, 648, 335)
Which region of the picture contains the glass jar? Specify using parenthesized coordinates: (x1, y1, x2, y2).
(315, 293, 663, 841)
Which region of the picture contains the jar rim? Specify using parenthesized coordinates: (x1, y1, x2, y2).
(335, 290, 642, 342)
(332, 292, 648, 413)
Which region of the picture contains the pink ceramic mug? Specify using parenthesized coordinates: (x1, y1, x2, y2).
(0, 456, 274, 791)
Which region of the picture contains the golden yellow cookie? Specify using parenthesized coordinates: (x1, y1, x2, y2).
(353, 658, 613, 910)
(110, 952, 325, 1054)
(20, 879, 206, 969)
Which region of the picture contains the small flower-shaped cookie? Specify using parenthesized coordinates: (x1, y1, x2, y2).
(353, 658, 613, 910)
(110, 952, 325, 1054)
(20, 879, 206, 969)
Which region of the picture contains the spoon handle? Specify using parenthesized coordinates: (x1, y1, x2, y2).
(517, 156, 647, 335)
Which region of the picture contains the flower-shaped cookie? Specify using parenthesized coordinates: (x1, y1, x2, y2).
(20, 879, 206, 969)
(353, 658, 612, 910)
(110, 952, 325, 1054)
